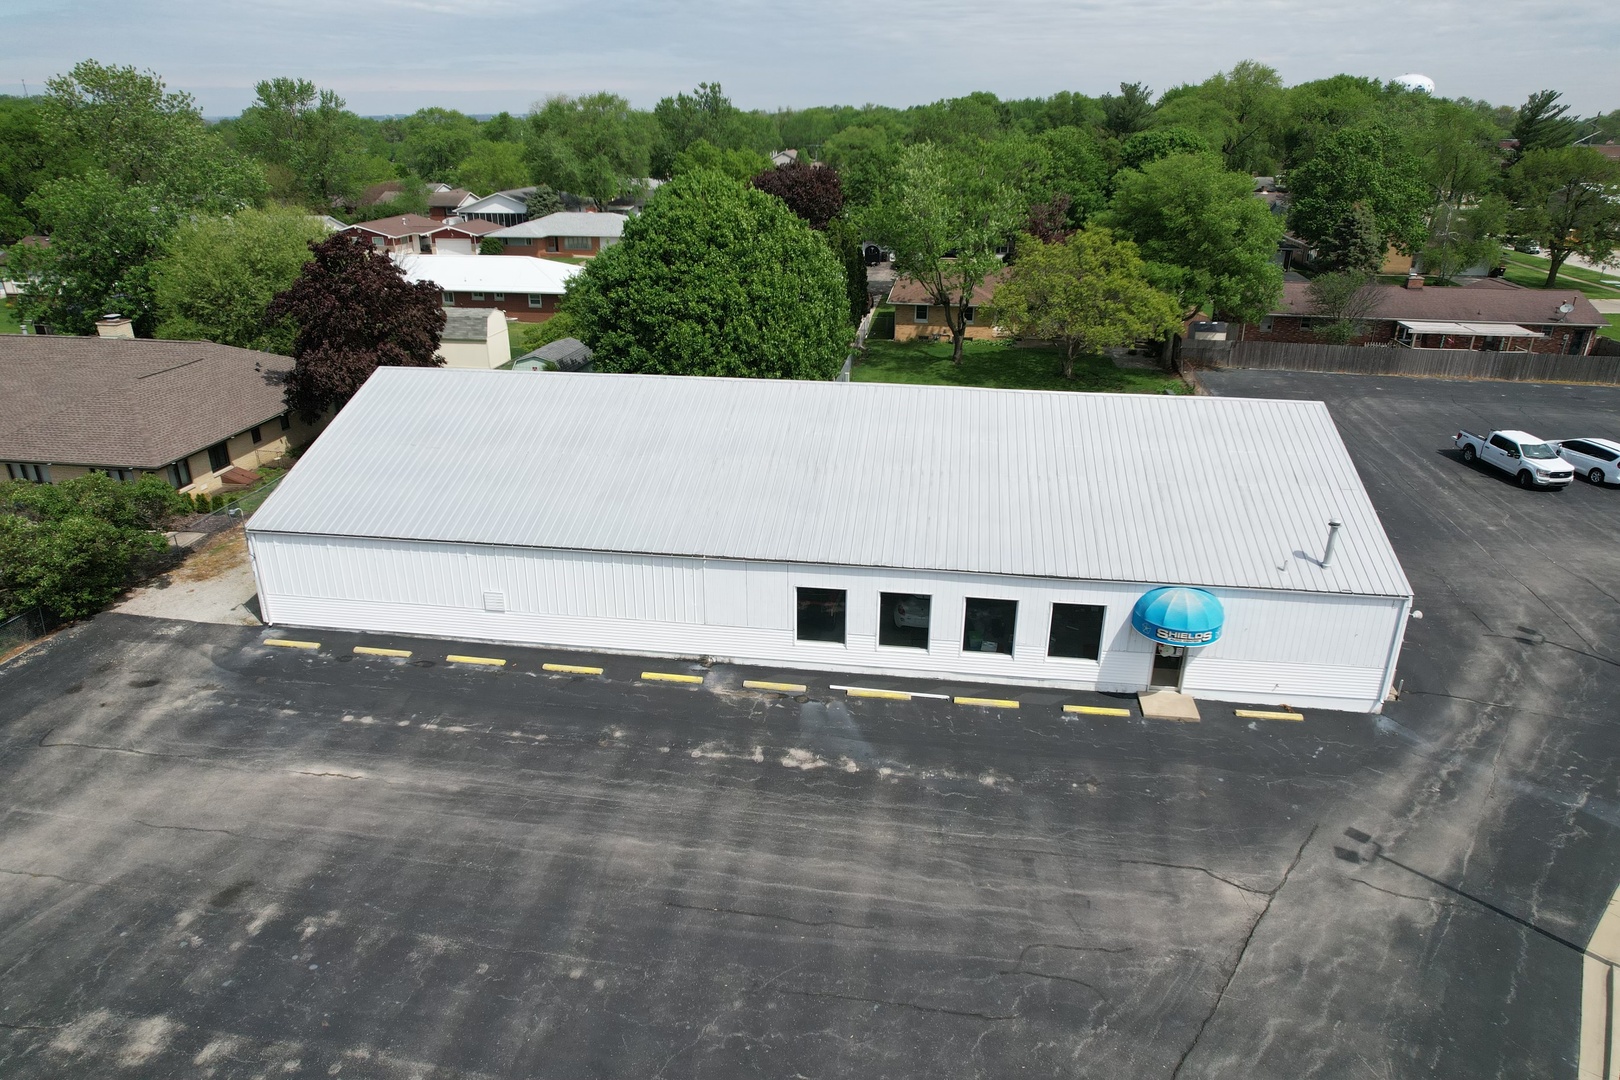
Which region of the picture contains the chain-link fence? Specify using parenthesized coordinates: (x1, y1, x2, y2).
(0, 608, 60, 658)
(176, 474, 285, 547)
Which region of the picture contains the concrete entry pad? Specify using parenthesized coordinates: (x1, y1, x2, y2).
(1138, 689, 1201, 721)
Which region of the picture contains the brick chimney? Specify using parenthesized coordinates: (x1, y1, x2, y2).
(1404, 273, 1424, 290)
(95, 314, 135, 339)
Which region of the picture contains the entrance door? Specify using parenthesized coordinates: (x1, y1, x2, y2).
(1149, 644, 1185, 689)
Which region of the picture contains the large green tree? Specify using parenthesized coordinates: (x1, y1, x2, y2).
(151, 206, 327, 352)
(453, 140, 528, 194)
(1509, 90, 1580, 163)
(863, 140, 1030, 364)
(564, 170, 849, 379)
(1287, 123, 1429, 260)
(1153, 61, 1286, 174)
(525, 93, 652, 206)
(989, 227, 1182, 379)
(1105, 152, 1283, 322)
(1505, 147, 1620, 285)
(650, 83, 773, 177)
(398, 108, 479, 181)
(235, 78, 361, 206)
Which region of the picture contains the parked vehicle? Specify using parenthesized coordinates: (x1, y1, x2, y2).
(1454, 428, 1574, 489)
(1555, 438, 1620, 485)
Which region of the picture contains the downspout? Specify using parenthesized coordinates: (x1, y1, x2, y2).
(1373, 595, 1413, 714)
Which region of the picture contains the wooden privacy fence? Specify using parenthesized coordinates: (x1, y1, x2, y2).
(1196, 341, 1620, 385)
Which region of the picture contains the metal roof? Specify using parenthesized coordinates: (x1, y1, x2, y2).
(491, 212, 627, 239)
(1397, 319, 1543, 337)
(393, 253, 580, 294)
(249, 370, 1413, 598)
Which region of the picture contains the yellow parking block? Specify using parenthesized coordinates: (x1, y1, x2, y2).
(743, 680, 808, 693)
(264, 638, 319, 650)
(353, 646, 412, 658)
(955, 696, 1020, 709)
(1064, 704, 1131, 717)
(544, 662, 604, 675)
(642, 671, 703, 684)
(1235, 709, 1304, 722)
(844, 687, 912, 701)
(447, 654, 507, 667)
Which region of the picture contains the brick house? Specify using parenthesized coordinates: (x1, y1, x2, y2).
(341, 214, 443, 256)
(427, 218, 503, 255)
(1240, 278, 1606, 356)
(887, 272, 1009, 343)
(393, 253, 581, 323)
(0, 330, 325, 493)
(490, 212, 626, 258)
(427, 187, 477, 221)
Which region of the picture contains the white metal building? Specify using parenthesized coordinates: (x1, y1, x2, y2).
(246, 369, 1414, 712)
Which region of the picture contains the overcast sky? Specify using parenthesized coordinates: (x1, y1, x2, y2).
(3, 0, 1617, 118)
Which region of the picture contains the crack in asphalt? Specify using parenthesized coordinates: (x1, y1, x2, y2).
(0, 866, 108, 888)
(1169, 823, 1318, 1080)
(1350, 877, 1462, 908)
(664, 901, 876, 931)
(1118, 859, 1269, 895)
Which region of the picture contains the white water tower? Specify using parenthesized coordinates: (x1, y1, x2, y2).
(1394, 73, 1436, 95)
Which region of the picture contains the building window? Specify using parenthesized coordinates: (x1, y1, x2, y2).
(564, 236, 593, 251)
(492, 292, 505, 301)
(1259, 316, 1275, 332)
(443, 292, 455, 305)
(528, 294, 545, 309)
(796, 587, 846, 644)
(7, 462, 51, 483)
(167, 459, 192, 488)
(418, 237, 432, 253)
(93, 467, 135, 482)
(372, 237, 386, 249)
(546, 238, 559, 252)
(207, 441, 230, 473)
(964, 306, 976, 324)
(963, 597, 1016, 655)
(250, 425, 263, 445)
(1298, 318, 1315, 332)
(1048, 603, 1105, 660)
(879, 592, 930, 649)
(913, 305, 929, 323)
(279, 413, 292, 432)
(470, 292, 485, 301)
(508, 237, 529, 246)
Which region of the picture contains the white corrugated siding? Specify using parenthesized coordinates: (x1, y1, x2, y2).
(250, 534, 1405, 711)
(248, 369, 1411, 599)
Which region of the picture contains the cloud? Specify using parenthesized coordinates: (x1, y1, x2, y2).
(2, 0, 1616, 115)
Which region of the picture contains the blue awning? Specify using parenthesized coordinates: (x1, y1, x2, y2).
(1131, 587, 1224, 647)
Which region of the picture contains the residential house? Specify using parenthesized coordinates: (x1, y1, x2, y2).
(456, 188, 539, 228)
(1241, 277, 1606, 355)
(490, 212, 626, 258)
(437, 309, 511, 370)
(427, 187, 478, 221)
(394, 253, 581, 323)
(342, 214, 443, 256)
(887, 273, 1008, 343)
(428, 218, 503, 255)
(0, 329, 325, 493)
(513, 337, 593, 372)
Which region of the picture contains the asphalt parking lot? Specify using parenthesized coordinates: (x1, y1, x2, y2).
(3, 371, 1620, 1078)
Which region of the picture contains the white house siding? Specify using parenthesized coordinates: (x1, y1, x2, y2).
(249, 534, 1407, 712)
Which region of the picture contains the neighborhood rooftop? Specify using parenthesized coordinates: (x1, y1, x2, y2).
(393, 252, 581, 293)
(491, 212, 628, 239)
(250, 368, 1412, 598)
(0, 336, 290, 469)
(1270, 280, 1606, 326)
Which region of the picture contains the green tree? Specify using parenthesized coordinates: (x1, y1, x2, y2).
(12, 171, 176, 335)
(0, 95, 85, 243)
(480, 111, 523, 143)
(1317, 202, 1385, 275)
(1280, 75, 1388, 168)
(0, 474, 187, 619)
(1304, 271, 1381, 344)
(454, 140, 528, 194)
(651, 83, 772, 176)
(1099, 82, 1156, 139)
(151, 206, 327, 352)
(988, 227, 1182, 379)
(41, 60, 261, 209)
(235, 78, 361, 206)
(398, 108, 478, 181)
(1505, 147, 1620, 285)
(564, 170, 849, 379)
(671, 139, 771, 182)
(1287, 124, 1429, 258)
(1510, 90, 1580, 162)
(863, 141, 1029, 364)
(525, 93, 652, 206)
(1034, 126, 1110, 227)
(821, 125, 898, 208)
(1153, 61, 1286, 173)
(1105, 152, 1283, 322)
(1419, 197, 1506, 282)
(1118, 127, 1210, 171)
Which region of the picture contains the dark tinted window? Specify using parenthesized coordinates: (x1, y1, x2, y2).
(1048, 604, 1105, 660)
(207, 441, 230, 472)
(1488, 434, 1516, 454)
(963, 598, 1016, 656)
(796, 588, 846, 644)
(1600, 447, 1620, 463)
(1562, 440, 1592, 455)
(879, 593, 930, 649)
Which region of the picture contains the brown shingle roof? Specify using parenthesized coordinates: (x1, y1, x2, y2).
(427, 188, 474, 207)
(432, 218, 502, 236)
(888, 270, 1008, 307)
(1270, 281, 1605, 327)
(344, 214, 441, 239)
(0, 337, 292, 469)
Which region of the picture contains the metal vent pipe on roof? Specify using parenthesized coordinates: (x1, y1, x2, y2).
(1322, 519, 1343, 568)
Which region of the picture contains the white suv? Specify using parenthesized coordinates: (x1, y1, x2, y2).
(1556, 438, 1620, 485)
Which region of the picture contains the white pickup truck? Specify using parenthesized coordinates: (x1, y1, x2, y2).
(1455, 428, 1575, 489)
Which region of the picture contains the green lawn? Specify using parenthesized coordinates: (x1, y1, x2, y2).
(1501, 253, 1620, 298)
(0, 298, 20, 335)
(1602, 314, 1620, 343)
(854, 338, 1186, 394)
